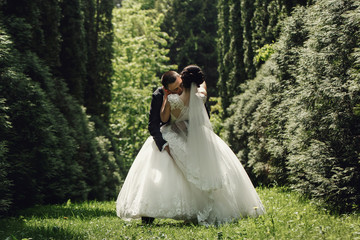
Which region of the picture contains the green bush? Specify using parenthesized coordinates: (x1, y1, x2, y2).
(225, 0, 360, 212)
(286, 0, 360, 212)
(0, 25, 121, 213)
(0, 98, 12, 214)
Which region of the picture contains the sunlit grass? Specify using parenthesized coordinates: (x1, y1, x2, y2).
(1, 187, 359, 239)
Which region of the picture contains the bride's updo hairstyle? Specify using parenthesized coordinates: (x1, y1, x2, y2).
(180, 65, 204, 88)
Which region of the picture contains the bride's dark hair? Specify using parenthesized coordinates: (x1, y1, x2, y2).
(180, 65, 204, 88)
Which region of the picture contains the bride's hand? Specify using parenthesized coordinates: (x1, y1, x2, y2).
(163, 87, 171, 98)
(160, 91, 171, 123)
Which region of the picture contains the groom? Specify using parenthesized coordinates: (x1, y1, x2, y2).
(148, 70, 183, 154)
(142, 70, 183, 224)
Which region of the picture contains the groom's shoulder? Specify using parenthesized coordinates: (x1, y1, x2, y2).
(152, 86, 164, 96)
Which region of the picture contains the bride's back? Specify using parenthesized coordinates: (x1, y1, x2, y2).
(168, 93, 189, 121)
(168, 88, 206, 122)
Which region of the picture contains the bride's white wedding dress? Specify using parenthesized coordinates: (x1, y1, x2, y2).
(116, 83, 265, 225)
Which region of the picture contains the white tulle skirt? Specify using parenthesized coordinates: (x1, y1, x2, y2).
(116, 126, 265, 225)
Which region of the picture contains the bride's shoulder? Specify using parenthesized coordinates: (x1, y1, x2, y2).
(167, 94, 183, 109)
(196, 92, 207, 103)
(167, 94, 179, 101)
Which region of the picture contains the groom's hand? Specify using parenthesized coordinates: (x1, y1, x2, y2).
(164, 145, 173, 159)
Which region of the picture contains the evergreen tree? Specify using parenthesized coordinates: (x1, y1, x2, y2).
(0, 0, 120, 213)
(0, 34, 86, 208)
(229, 0, 246, 99)
(84, 0, 114, 123)
(59, 0, 87, 104)
(37, 0, 62, 72)
(0, 95, 12, 214)
(286, 0, 360, 212)
(218, 0, 310, 114)
(217, 0, 231, 117)
(161, 0, 218, 96)
(242, 0, 256, 79)
(225, 0, 360, 212)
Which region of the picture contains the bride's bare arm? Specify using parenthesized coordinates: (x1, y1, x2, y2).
(160, 94, 171, 123)
(198, 81, 207, 96)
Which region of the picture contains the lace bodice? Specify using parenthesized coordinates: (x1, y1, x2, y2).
(167, 94, 188, 123)
(167, 92, 206, 123)
(168, 94, 185, 110)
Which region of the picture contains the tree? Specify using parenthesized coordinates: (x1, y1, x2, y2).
(111, 1, 176, 170)
(161, 0, 218, 96)
(0, 0, 121, 213)
(217, 0, 232, 117)
(225, 0, 360, 212)
(59, 0, 87, 103)
(84, 0, 114, 123)
(218, 0, 310, 115)
(0, 95, 12, 214)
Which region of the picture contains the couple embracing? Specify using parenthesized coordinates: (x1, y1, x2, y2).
(116, 65, 265, 226)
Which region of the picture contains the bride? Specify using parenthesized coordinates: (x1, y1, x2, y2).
(116, 65, 265, 225)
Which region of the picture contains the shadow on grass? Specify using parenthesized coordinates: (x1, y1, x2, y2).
(0, 218, 85, 240)
(16, 203, 116, 220)
(0, 203, 116, 239)
(136, 218, 204, 229)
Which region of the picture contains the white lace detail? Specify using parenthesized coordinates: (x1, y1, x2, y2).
(118, 192, 201, 221)
(162, 125, 187, 160)
(168, 92, 206, 107)
(168, 94, 184, 110)
(196, 92, 207, 103)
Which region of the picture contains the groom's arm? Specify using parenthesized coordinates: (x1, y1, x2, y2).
(148, 89, 168, 151)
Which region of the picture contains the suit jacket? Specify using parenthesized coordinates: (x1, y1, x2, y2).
(148, 87, 169, 151)
(148, 86, 210, 151)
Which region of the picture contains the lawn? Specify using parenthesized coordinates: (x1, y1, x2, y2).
(1, 187, 359, 239)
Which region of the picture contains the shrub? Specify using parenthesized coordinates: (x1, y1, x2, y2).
(225, 0, 360, 212)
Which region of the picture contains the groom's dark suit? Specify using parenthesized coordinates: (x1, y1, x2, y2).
(142, 86, 168, 224)
(148, 87, 169, 151)
(148, 86, 210, 152)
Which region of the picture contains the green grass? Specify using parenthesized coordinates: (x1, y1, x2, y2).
(1, 187, 359, 239)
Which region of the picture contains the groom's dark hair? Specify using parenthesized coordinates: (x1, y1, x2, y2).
(161, 71, 179, 89)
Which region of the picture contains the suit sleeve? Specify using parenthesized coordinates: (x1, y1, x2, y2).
(148, 91, 167, 151)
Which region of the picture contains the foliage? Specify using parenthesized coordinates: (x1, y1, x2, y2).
(111, 1, 176, 170)
(0, 0, 121, 214)
(0, 33, 84, 209)
(225, 0, 360, 212)
(84, 0, 115, 123)
(161, 0, 218, 96)
(255, 43, 275, 63)
(0, 98, 12, 214)
(208, 97, 224, 136)
(217, 0, 310, 116)
(217, 0, 231, 118)
(59, 0, 87, 103)
(1, 187, 360, 239)
(286, 0, 360, 212)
